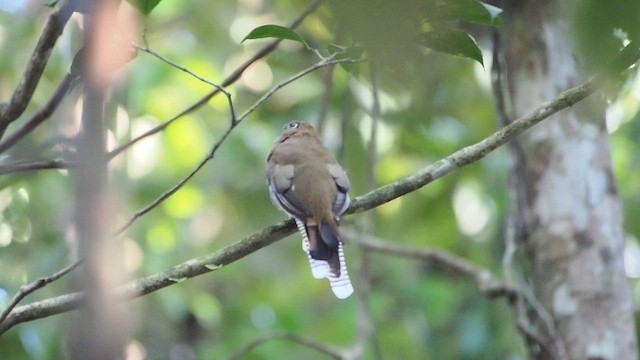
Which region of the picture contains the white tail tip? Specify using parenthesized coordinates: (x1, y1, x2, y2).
(328, 243, 353, 299)
(296, 219, 331, 279)
(294, 218, 353, 298)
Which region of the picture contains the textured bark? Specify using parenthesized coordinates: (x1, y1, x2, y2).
(504, 2, 638, 359)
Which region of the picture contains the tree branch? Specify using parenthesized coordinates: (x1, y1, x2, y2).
(0, 74, 610, 335)
(0, 1, 74, 137)
(225, 331, 343, 360)
(115, 56, 360, 235)
(347, 231, 516, 298)
(108, 0, 325, 159)
(132, 44, 237, 124)
(0, 260, 82, 326)
(0, 159, 74, 175)
(0, 220, 295, 335)
(0, 73, 78, 155)
(348, 63, 383, 360)
(346, 77, 598, 216)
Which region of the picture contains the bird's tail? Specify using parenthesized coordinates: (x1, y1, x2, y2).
(327, 242, 353, 299)
(294, 218, 354, 299)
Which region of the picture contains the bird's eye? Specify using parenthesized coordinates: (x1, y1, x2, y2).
(284, 122, 300, 130)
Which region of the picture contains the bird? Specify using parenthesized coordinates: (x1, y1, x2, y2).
(266, 121, 354, 299)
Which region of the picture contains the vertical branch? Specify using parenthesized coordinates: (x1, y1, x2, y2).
(503, 2, 637, 359)
(69, 1, 134, 358)
(353, 64, 383, 359)
(490, 29, 517, 286)
(491, 26, 559, 359)
(316, 64, 335, 134)
(316, 24, 341, 135)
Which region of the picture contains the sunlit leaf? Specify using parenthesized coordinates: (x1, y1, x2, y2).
(241, 25, 306, 44)
(427, 0, 503, 27)
(420, 29, 484, 65)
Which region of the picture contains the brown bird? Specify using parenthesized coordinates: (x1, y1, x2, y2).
(266, 121, 353, 299)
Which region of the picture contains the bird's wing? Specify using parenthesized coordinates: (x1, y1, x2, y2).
(328, 163, 350, 216)
(267, 163, 310, 219)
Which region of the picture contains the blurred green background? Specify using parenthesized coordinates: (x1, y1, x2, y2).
(0, 0, 638, 359)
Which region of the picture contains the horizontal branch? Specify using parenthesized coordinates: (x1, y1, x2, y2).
(0, 159, 73, 175)
(0, 221, 295, 335)
(348, 232, 516, 298)
(225, 331, 343, 360)
(347, 79, 598, 215)
(0, 260, 82, 325)
(0, 72, 611, 335)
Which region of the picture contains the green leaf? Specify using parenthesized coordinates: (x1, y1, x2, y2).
(420, 29, 484, 65)
(241, 25, 306, 44)
(126, 0, 162, 16)
(168, 277, 187, 283)
(427, 0, 503, 27)
(574, 0, 640, 72)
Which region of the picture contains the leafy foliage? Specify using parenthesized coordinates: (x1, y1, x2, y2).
(574, 0, 640, 72)
(419, 29, 484, 66)
(424, 0, 503, 26)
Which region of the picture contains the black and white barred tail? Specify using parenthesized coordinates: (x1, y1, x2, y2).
(295, 218, 354, 299)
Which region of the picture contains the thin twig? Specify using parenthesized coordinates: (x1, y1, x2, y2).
(0, 73, 78, 155)
(491, 28, 518, 287)
(132, 44, 237, 124)
(108, 0, 326, 159)
(316, 64, 335, 134)
(236, 56, 355, 122)
(225, 331, 343, 360)
(346, 231, 517, 297)
(0, 260, 82, 326)
(115, 56, 361, 235)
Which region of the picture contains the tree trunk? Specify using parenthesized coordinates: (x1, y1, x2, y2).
(503, 1, 638, 359)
